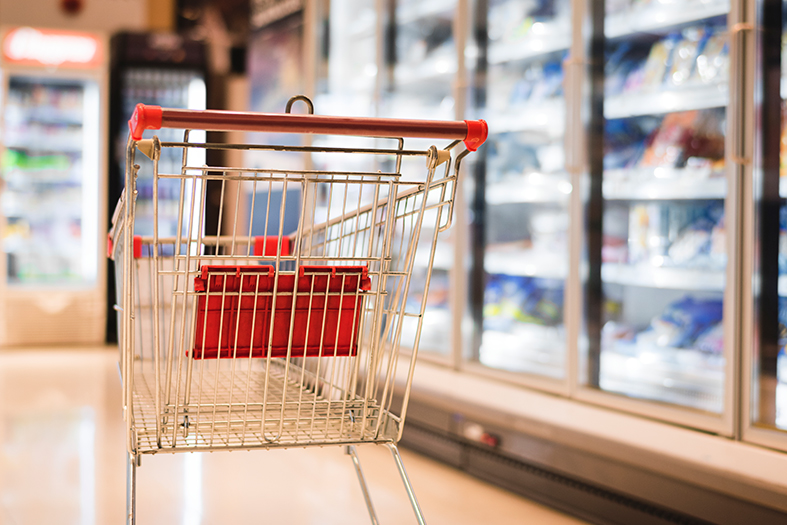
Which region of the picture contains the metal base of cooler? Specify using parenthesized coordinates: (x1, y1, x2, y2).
(130, 360, 400, 453)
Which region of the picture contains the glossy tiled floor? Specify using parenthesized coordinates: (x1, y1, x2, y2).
(0, 347, 587, 524)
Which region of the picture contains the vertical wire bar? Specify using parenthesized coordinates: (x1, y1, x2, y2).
(122, 139, 136, 453)
(151, 149, 163, 447)
(295, 276, 317, 440)
(191, 164, 210, 434)
(375, 172, 435, 438)
(209, 276, 230, 447)
(240, 274, 263, 446)
(308, 276, 331, 440)
(388, 168, 439, 441)
(163, 168, 187, 412)
(328, 275, 349, 438)
(275, 178, 307, 441)
(215, 177, 227, 254)
(171, 144, 201, 447)
(371, 182, 401, 405)
(260, 178, 276, 440)
(246, 175, 258, 257)
(176, 132, 196, 417)
(227, 269, 246, 441)
(230, 171, 242, 255)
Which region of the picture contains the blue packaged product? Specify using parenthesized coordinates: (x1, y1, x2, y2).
(640, 296, 723, 349)
(779, 205, 787, 274)
(484, 274, 564, 331)
(604, 117, 657, 169)
(667, 202, 724, 267)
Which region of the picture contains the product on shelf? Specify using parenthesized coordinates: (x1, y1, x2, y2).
(605, 42, 650, 97)
(615, 200, 725, 268)
(693, 28, 729, 85)
(487, 133, 544, 182)
(780, 102, 787, 177)
(605, 295, 724, 354)
(505, 55, 565, 107)
(488, 0, 564, 44)
(604, 22, 728, 98)
(484, 274, 564, 332)
(641, 35, 680, 89)
(627, 203, 664, 264)
(640, 110, 698, 167)
(635, 108, 725, 170)
(665, 28, 704, 88)
(603, 206, 629, 263)
(779, 206, 787, 275)
(603, 117, 655, 169)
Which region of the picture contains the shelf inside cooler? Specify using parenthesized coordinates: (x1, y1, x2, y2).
(480, 327, 566, 379)
(487, 176, 572, 205)
(485, 250, 568, 280)
(605, 83, 728, 119)
(396, 0, 455, 25)
(488, 29, 571, 65)
(603, 169, 726, 200)
(602, 263, 725, 291)
(394, 61, 457, 88)
(599, 344, 724, 414)
(605, 0, 730, 39)
(486, 100, 565, 136)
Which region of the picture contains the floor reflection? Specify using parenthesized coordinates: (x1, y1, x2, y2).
(0, 347, 585, 525)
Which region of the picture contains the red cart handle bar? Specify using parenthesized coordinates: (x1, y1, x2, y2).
(129, 104, 488, 152)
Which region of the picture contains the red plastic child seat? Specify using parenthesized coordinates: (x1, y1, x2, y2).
(192, 265, 371, 359)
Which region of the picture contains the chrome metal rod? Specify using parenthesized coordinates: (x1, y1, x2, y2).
(347, 446, 380, 525)
(126, 452, 136, 525)
(387, 443, 426, 525)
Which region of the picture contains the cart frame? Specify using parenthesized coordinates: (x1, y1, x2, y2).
(110, 98, 486, 524)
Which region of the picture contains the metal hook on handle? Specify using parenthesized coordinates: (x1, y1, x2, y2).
(286, 95, 315, 115)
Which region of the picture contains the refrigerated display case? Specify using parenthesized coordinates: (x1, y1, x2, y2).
(106, 32, 207, 342)
(250, 0, 787, 467)
(380, 0, 464, 356)
(471, 0, 572, 380)
(109, 32, 207, 238)
(579, 5, 733, 420)
(744, 0, 787, 447)
(0, 27, 107, 345)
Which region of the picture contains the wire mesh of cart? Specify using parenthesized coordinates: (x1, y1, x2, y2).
(109, 97, 487, 524)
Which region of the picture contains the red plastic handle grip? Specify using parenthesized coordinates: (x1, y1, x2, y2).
(129, 104, 488, 151)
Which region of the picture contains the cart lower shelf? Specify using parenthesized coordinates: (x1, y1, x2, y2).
(130, 359, 399, 454)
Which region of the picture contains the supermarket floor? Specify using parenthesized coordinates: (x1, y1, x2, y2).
(0, 347, 587, 525)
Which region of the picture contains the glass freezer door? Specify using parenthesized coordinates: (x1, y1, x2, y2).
(118, 69, 206, 238)
(1, 76, 100, 286)
(467, 0, 571, 379)
(583, 1, 730, 413)
(383, 0, 461, 357)
(749, 0, 787, 436)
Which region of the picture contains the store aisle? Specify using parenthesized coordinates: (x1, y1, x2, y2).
(0, 348, 587, 524)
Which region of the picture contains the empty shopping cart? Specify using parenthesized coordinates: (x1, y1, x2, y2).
(109, 97, 487, 524)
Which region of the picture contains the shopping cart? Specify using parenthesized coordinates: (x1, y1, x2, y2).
(109, 96, 487, 524)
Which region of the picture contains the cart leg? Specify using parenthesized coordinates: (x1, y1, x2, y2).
(386, 443, 427, 525)
(346, 445, 380, 525)
(126, 452, 137, 525)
